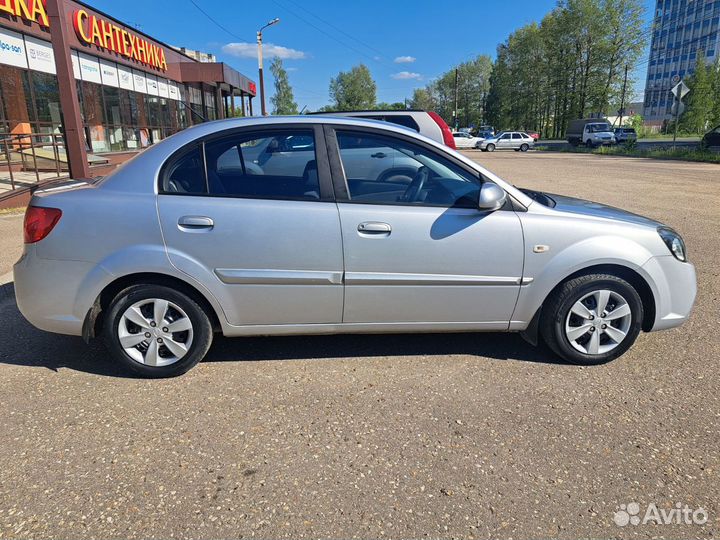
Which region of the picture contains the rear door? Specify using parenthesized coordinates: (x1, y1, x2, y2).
(157, 125, 344, 326)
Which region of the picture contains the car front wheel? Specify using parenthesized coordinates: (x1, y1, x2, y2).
(486, 144, 495, 152)
(540, 274, 643, 365)
(104, 284, 213, 377)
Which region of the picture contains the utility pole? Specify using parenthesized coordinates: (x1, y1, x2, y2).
(453, 68, 459, 130)
(257, 17, 280, 116)
(618, 64, 628, 127)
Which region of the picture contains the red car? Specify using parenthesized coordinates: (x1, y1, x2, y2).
(527, 131, 540, 141)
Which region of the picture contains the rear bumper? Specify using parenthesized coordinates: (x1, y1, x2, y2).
(13, 246, 94, 336)
(642, 255, 697, 331)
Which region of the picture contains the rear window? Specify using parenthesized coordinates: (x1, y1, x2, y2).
(382, 115, 420, 132)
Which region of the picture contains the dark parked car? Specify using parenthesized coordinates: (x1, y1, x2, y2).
(614, 127, 638, 143)
(702, 125, 720, 149)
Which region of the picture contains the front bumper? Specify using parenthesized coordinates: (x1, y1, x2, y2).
(642, 255, 697, 331)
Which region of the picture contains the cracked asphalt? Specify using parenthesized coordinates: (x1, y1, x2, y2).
(0, 151, 718, 539)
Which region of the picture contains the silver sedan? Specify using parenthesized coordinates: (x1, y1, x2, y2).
(14, 116, 696, 377)
(479, 131, 535, 152)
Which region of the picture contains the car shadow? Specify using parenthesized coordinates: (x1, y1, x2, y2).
(0, 283, 564, 378)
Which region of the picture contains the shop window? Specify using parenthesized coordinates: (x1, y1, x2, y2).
(0, 65, 31, 134)
(31, 72, 61, 127)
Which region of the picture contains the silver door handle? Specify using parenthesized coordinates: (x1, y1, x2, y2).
(178, 216, 214, 229)
(358, 222, 391, 234)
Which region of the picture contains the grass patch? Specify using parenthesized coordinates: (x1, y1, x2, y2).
(536, 144, 720, 163)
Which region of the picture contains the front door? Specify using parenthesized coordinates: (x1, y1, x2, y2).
(157, 125, 344, 327)
(327, 127, 524, 328)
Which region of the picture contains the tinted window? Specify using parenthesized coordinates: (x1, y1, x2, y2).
(500, 133, 512, 140)
(163, 146, 206, 194)
(204, 130, 320, 199)
(162, 130, 321, 200)
(383, 115, 420, 132)
(512, 133, 522, 139)
(336, 131, 481, 208)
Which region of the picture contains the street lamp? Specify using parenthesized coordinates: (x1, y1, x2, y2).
(257, 17, 280, 116)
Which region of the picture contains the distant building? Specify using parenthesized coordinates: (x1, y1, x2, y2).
(172, 47, 217, 63)
(607, 101, 644, 126)
(643, 0, 720, 126)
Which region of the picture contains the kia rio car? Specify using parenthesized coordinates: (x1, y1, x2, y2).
(14, 116, 696, 377)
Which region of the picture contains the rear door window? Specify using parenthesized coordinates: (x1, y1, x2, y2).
(162, 130, 323, 200)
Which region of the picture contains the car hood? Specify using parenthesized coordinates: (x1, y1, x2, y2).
(548, 193, 662, 228)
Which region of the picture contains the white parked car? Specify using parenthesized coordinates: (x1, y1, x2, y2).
(452, 132, 483, 149)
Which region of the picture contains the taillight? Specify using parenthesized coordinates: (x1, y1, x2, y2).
(24, 206, 62, 244)
(428, 111, 457, 149)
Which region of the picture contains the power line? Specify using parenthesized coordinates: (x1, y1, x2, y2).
(271, 0, 392, 70)
(187, 0, 251, 42)
(280, 0, 387, 60)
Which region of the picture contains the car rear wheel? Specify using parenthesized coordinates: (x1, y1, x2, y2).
(486, 143, 495, 152)
(540, 274, 643, 365)
(104, 284, 213, 378)
(520, 143, 529, 152)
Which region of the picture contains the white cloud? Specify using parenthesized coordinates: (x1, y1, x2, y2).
(222, 42, 307, 60)
(391, 71, 422, 80)
(394, 55, 416, 64)
(286, 67, 299, 72)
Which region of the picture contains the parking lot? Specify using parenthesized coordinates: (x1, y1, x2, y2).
(0, 151, 718, 539)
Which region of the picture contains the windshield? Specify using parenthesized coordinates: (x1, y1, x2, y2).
(588, 123, 611, 133)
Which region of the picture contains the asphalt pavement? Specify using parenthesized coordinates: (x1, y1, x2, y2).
(0, 152, 718, 539)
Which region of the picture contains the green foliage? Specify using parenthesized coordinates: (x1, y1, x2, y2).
(485, 0, 647, 137)
(537, 143, 720, 163)
(409, 56, 492, 128)
(409, 88, 434, 111)
(329, 64, 377, 110)
(627, 113, 646, 137)
(679, 56, 720, 134)
(269, 57, 298, 115)
(376, 102, 407, 110)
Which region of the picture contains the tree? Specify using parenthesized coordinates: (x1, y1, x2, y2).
(376, 101, 407, 110)
(409, 88, 435, 111)
(329, 64, 377, 110)
(681, 55, 714, 134)
(410, 55, 493, 127)
(485, 0, 646, 137)
(269, 57, 298, 115)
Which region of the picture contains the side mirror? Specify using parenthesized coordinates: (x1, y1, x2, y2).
(478, 181, 507, 211)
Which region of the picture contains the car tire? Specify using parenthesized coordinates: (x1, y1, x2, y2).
(104, 284, 214, 378)
(486, 144, 495, 152)
(540, 273, 643, 365)
(586, 139, 594, 148)
(520, 144, 529, 152)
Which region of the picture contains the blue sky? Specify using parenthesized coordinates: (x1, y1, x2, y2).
(89, 0, 656, 110)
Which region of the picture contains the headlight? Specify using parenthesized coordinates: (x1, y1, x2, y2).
(658, 227, 687, 262)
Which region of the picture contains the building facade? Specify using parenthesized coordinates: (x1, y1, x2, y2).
(0, 0, 256, 154)
(643, 0, 720, 125)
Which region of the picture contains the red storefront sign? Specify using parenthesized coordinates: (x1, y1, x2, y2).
(73, 9, 167, 72)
